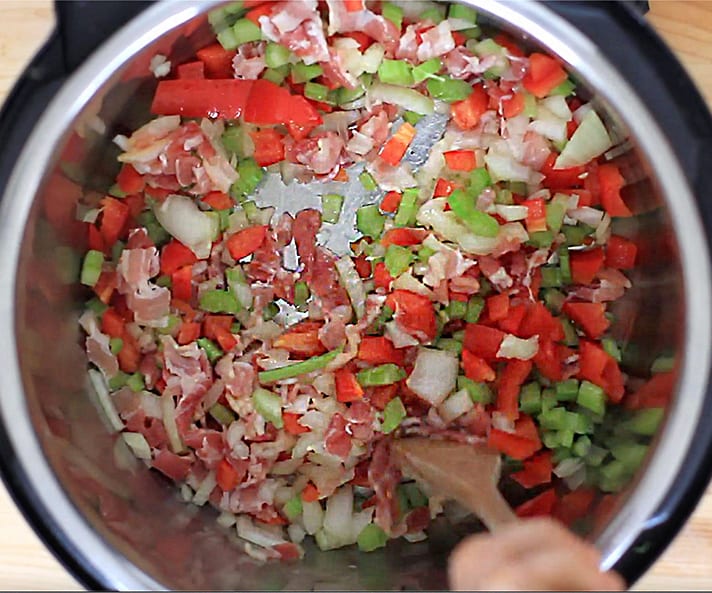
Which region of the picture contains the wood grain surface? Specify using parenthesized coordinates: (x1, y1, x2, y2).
(0, 1, 711, 590)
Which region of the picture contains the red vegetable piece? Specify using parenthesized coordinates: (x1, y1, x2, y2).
(343, 0, 365, 11)
(245, 2, 272, 24)
(176, 60, 205, 79)
(335, 368, 365, 403)
(498, 303, 527, 335)
(358, 336, 405, 366)
(554, 488, 596, 525)
(598, 164, 632, 217)
(177, 321, 201, 345)
(273, 321, 327, 359)
(217, 459, 241, 492)
(373, 261, 394, 290)
(380, 191, 402, 214)
(250, 129, 286, 167)
(196, 43, 236, 78)
(99, 197, 130, 247)
(462, 350, 495, 382)
(625, 371, 674, 410)
(570, 247, 605, 285)
(379, 122, 416, 167)
(523, 53, 567, 98)
(283, 412, 311, 435)
(101, 308, 140, 373)
(151, 79, 254, 118)
(160, 240, 198, 276)
(464, 324, 506, 361)
(342, 31, 373, 52)
(451, 83, 488, 130)
(381, 228, 422, 247)
(487, 425, 541, 460)
(301, 482, 320, 502)
(501, 92, 525, 118)
(518, 302, 564, 342)
(515, 487, 557, 518)
(227, 225, 268, 261)
(540, 153, 585, 189)
(511, 451, 553, 488)
(444, 149, 477, 172)
(243, 79, 322, 128)
(433, 178, 456, 198)
(485, 293, 509, 323)
(533, 339, 564, 382)
(605, 235, 637, 269)
(523, 198, 547, 233)
(116, 164, 145, 195)
(563, 301, 610, 339)
(171, 265, 193, 302)
(496, 359, 533, 419)
(201, 191, 233, 210)
(385, 290, 437, 341)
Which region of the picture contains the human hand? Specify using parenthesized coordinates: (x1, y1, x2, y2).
(448, 517, 626, 591)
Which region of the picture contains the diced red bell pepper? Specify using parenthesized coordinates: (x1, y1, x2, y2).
(522, 53, 567, 98)
(171, 265, 193, 302)
(215, 327, 238, 352)
(464, 324, 506, 361)
(341, 31, 372, 52)
(381, 228, 422, 247)
(598, 163, 632, 217)
(380, 191, 402, 214)
(244, 79, 322, 128)
(462, 350, 495, 382)
(358, 336, 405, 366)
(605, 235, 637, 269)
(515, 487, 557, 518)
(99, 197, 130, 247)
(501, 92, 525, 118)
(511, 451, 553, 488)
(540, 153, 585, 189)
(177, 321, 201, 345)
(433, 178, 456, 198)
(488, 420, 541, 460)
(176, 60, 205, 80)
(151, 79, 254, 118)
(496, 359, 533, 420)
(227, 225, 268, 260)
(373, 261, 394, 290)
(201, 191, 233, 210)
(343, 0, 365, 11)
(523, 198, 547, 233)
(250, 129, 286, 167)
(101, 308, 140, 373)
(245, 2, 273, 25)
(494, 33, 525, 57)
(203, 315, 232, 340)
(385, 290, 437, 341)
(116, 164, 145, 195)
(353, 254, 372, 279)
(625, 371, 674, 410)
(379, 122, 416, 167)
(451, 83, 488, 130)
(217, 459, 241, 492)
(283, 412, 311, 435)
(485, 293, 510, 323)
(518, 302, 564, 341)
(196, 43, 236, 79)
(554, 488, 596, 525)
(93, 270, 117, 304)
(335, 368, 365, 403)
(578, 340, 624, 402)
(87, 223, 105, 253)
(563, 302, 610, 339)
(570, 247, 605, 285)
(301, 482, 320, 502)
(123, 193, 145, 219)
(533, 340, 564, 382)
(160, 240, 198, 276)
(602, 354, 625, 403)
(444, 149, 477, 172)
(273, 322, 327, 359)
(367, 384, 398, 411)
(498, 303, 527, 335)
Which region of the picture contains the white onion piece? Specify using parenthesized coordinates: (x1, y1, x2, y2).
(217, 512, 237, 528)
(162, 390, 185, 454)
(438, 389, 474, 423)
(555, 110, 612, 169)
(154, 195, 218, 259)
(484, 152, 535, 183)
(140, 391, 163, 418)
(361, 43, 386, 73)
(541, 95, 572, 120)
(302, 500, 325, 535)
(335, 256, 366, 319)
(417, 198, 498, 255)
(323, 485, 354, 545)
(554, 457, 585, 479)
(369, 82, 434, 115)
(88, 369, 123, 433)
(288, 523, 306, 544)
(497, 334, 539, 360)
(237, 516, 286, 547)
(385, 320, 420, 348)
(392, 271, 435, 299)
(573, 102, 593, 123)
(569, 207, 604, 228)
(494, 204, 528, 222)
(121, 432, 152, 460)
(406, 348, 459, 406)
(192, 471, 217, 506)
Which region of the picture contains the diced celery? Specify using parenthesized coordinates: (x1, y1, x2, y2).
(265, 42, 291, 69)
(448, 3, 477, 22)
(523, 92, 538, 118)
(527, 230, 554, 249)
(543, 288, 566, 313)
(620, 407, 664, 436)
(263, 66, 289, 85)
(427, 76, 473, 102)
(320, 193, 344, 225)
(394, 189, 419, 227)
(556, 379, 579, 401)
(552, 447, 574, 464)
(126, 372, 145, 393)
(558, 246, 572, 285)
(558, 429, 575, 449)
(446, 299, 467, 321)
(403, 110, 424, 126)
(381, 396, 407, 433)
(359, 171, 378, 192)
(420, 6, 444, 23)
(546, 193, 569, 233)
(291, 62, 323, 83)
(602, 337, 622, 362)
(263, 301, 279, 320)
(519, 382, 542, 414)
(217, 26, 239, 50)
(539, 406, 580, 432)
(610, 441, 648, 473)
(417, 245, 436, 262)
(156, 314, 180, 336)
(294, 280, 310, 309)
(577, 380, 606, 415)
(252, 387, 284, 429)
(598, 459, 628, 492)
(258, 349, 341, 383)
(412, 58, 442, 83)
(222, 125, 246, 156)
(465, 295, 485, 323)
(209, 403, 236, 425)
(448, 190, 499, 237)
(232, 18, 262, 45)
(80, 250, 104, 287)
(283, 495, 303, 521)
(651, 354, 675, 373)
(379, 59, 414, 86)
(305, 81, 332, 103)
(540, 266, 562, 288)
(200, 289, 241, 314)
(108, 371, 130, 390)
(562, 223, 593, 246)
(357, 523, 389, 552)
(550, 78, 576, 97)
(385, 244, 414, 277)
(197, 337, 224, 363)
(357, 364, 406, 387)
(109, 337, 123, 355)
(584, 444, 608, 467)
(436, 338, 463, 355)
(473, 38, 505, 57)
(401, 482, 428, 508)
(233, 158, 265, 196)
(457, 376, 493, 404)
(357, 205, 385, 239)
(560, 317, 579, 347)
(382, 2, 403, 29)
(469, 167, 492, 197)
(572, 435, 592, 457)
(86, 297, 108, 317)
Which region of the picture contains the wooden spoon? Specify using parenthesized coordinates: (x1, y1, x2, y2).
(392, 438, 518, 532)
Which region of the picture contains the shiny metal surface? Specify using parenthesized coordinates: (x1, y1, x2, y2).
(0, 0, 708, 589)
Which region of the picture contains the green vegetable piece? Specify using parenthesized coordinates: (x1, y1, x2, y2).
(200, 289, 241, 314)
(556, 379, 579, 402)
(540, 266, 562, 288)
(234, 158, 265, 197)
(539, 406, 579, 432)
(523, 91, 538, 118)
(222, 126, 245, 156)
(107, 184, 125, 199)
(357, 523, 389, 552)
(381, 396, 407, 433)
(402, 482, 428, 508)
(448, 3, 477, 22)
(447, 190, 499, 237)
(322, 194, 343, 224)
(602, 337, 622, 362)
(294, 280, 310, 309)
(283, 495, 303, 521)
(86, 297, 108, 317)
(420, 6, 444, 23)
(304, 81, 333, 103)
(473, 38, 505, 57)
(427, 76, 473, 102)
(598, 459, 628, 492)
(382, 1, 403, 29)
(436, 338, 463, 355)
(542, 431, 560, 449)
(252, 387, 284, 429)
(560, 317, 579, 347)
(572, 435, 592, 457)
(574, 412, 595, 435)
(611, 441, 648, 473)
(156, 314, 180, 336)
(209, 403, 236, 425)
(262, 66, 289, 85)
(156, 274, 172, 288)
(469, 167, 492, 197)
(265, 42, 291, 69)
(291, 62, 323, 84)
(651, 354, 675, 374)
(126, 372, 145, 393)
(577, 380, 606, 415)
(541, 388, 557, 411)
(457, 376, 493, 404)
(550, 78, 576, 97)
(108, 371, 129, 391)
(232, 18, 262, 45)
(394, 188, 419, 227)
(230, 321, 242, 333)
(385, 244, 414, 277)
(357, 364, 406, 387)
(584, 444, 608, 467)
(263, 301, 279, 321)
(359, 171, 378, 192)
(558, 246, 572, 284)
(543, 288, 566, 314)
(258, 349, 342, 383)
(357, 204, 385, 239)
(197, 337, 224, 363)
(621, 407, 664, 436)
(111, 240, 125, 264)
(519, 382, 542, 414)
(558, 428, 575, 449)
(217, 27, 239, 50)
(417, 245, 436, 262)
(80, 250, 104, 287)
(446, 299, 467, 321)
(411, 58, 442, 83)
(465, 295, 485, 323)
(109, 337, 123, 355)
(546, 193, 569, 233)
(527, 231, 554, 249)
(218, 209, 232, 232)
(378, 59, 414, 86)
(562, 223, 593, 247)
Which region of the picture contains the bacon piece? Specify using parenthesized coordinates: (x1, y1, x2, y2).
(258, 0, 329, 64)
(152, 449, 192, 481)
(325, 0, 399, 52)
(417, 21, 455, 62)
(216, 355, 256, 400)
(232, 42, 267, 80)
(344, 400, 375, 441)
(318, 304, 352, 350)
(368, 440, 402, 536)
(325, 413, 352, 459)
(183, 428, 226, 469)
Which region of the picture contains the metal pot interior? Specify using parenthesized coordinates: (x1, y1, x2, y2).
(3, 1, 708, 589)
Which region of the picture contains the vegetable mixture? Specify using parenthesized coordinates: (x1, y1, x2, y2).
(79, 0, 666, 562)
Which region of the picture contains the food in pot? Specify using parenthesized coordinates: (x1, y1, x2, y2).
(77, 0, 664, 561)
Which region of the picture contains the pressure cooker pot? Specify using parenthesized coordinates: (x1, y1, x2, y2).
(1, 1, 712, 590)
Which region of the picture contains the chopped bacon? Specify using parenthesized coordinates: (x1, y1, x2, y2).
(368, 440, 402, 536)
(292, 132, 345, 176)
(444, 47, 497, 79)
(258, 0, 330, 64)
(417, 21, 455, 62)
(320, 49, 359, 90)
(344, 400, 375, 441)
(152, 449, 192, 481)
(325, 0, 399, 52)
(117, 247, 159, 288)
(232, 41, 267, 80)
(318, 305, 352, 350)
(216, 355, 256, 400)
(324, 413, 352, 459)
(84, 319, 119, 379)
(183, 428, 226, 469)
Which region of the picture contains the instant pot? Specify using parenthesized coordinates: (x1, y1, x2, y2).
(1, 0, 711, 589)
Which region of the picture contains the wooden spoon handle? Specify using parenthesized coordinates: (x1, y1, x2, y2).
(460, 485, 519, 532)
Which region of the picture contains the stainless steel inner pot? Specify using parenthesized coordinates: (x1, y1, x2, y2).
(1, 0, 712, 589)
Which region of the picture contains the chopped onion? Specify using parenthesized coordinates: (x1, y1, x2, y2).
(361, 43, 386, 73)
(154, 194, 218, 259)
(335, 256, 366, 319)
(406, 348, 459, 406)
(555, 110, 612, 169)
(369, 82, 434, 115)
(385, 320, 420, 348)
(573, 102, 593, 124)
(162, 390, 185, 454)
(493, 204, 528, 221)
(88, 369, 123, 433)
(438, 388, 474, 423)
(554, 457, 584, 479)
(595, 213, 612, 243)
(569, 207, 604, 228)
(541, 95, 572, 120)
(121, 432, 152, 460)
(217, 512, 237, 528)
(491, 411, 515, 433)
(302, 500, 325, 535)
(140, 391, 163, 418)
(497, 334, 539, 360)
(484, 152, 536, 183)
(323, 485, 354, 545)
(237, 515, 286, 547)
(193, 471, 217, 506)
(529, 107, 567, 143)
(392, 271, 435, 298)
(149, 54, 171, 78)
(288, 523, 306, 544)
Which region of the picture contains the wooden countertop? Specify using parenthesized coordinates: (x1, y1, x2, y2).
(0, 1, 711, 590)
